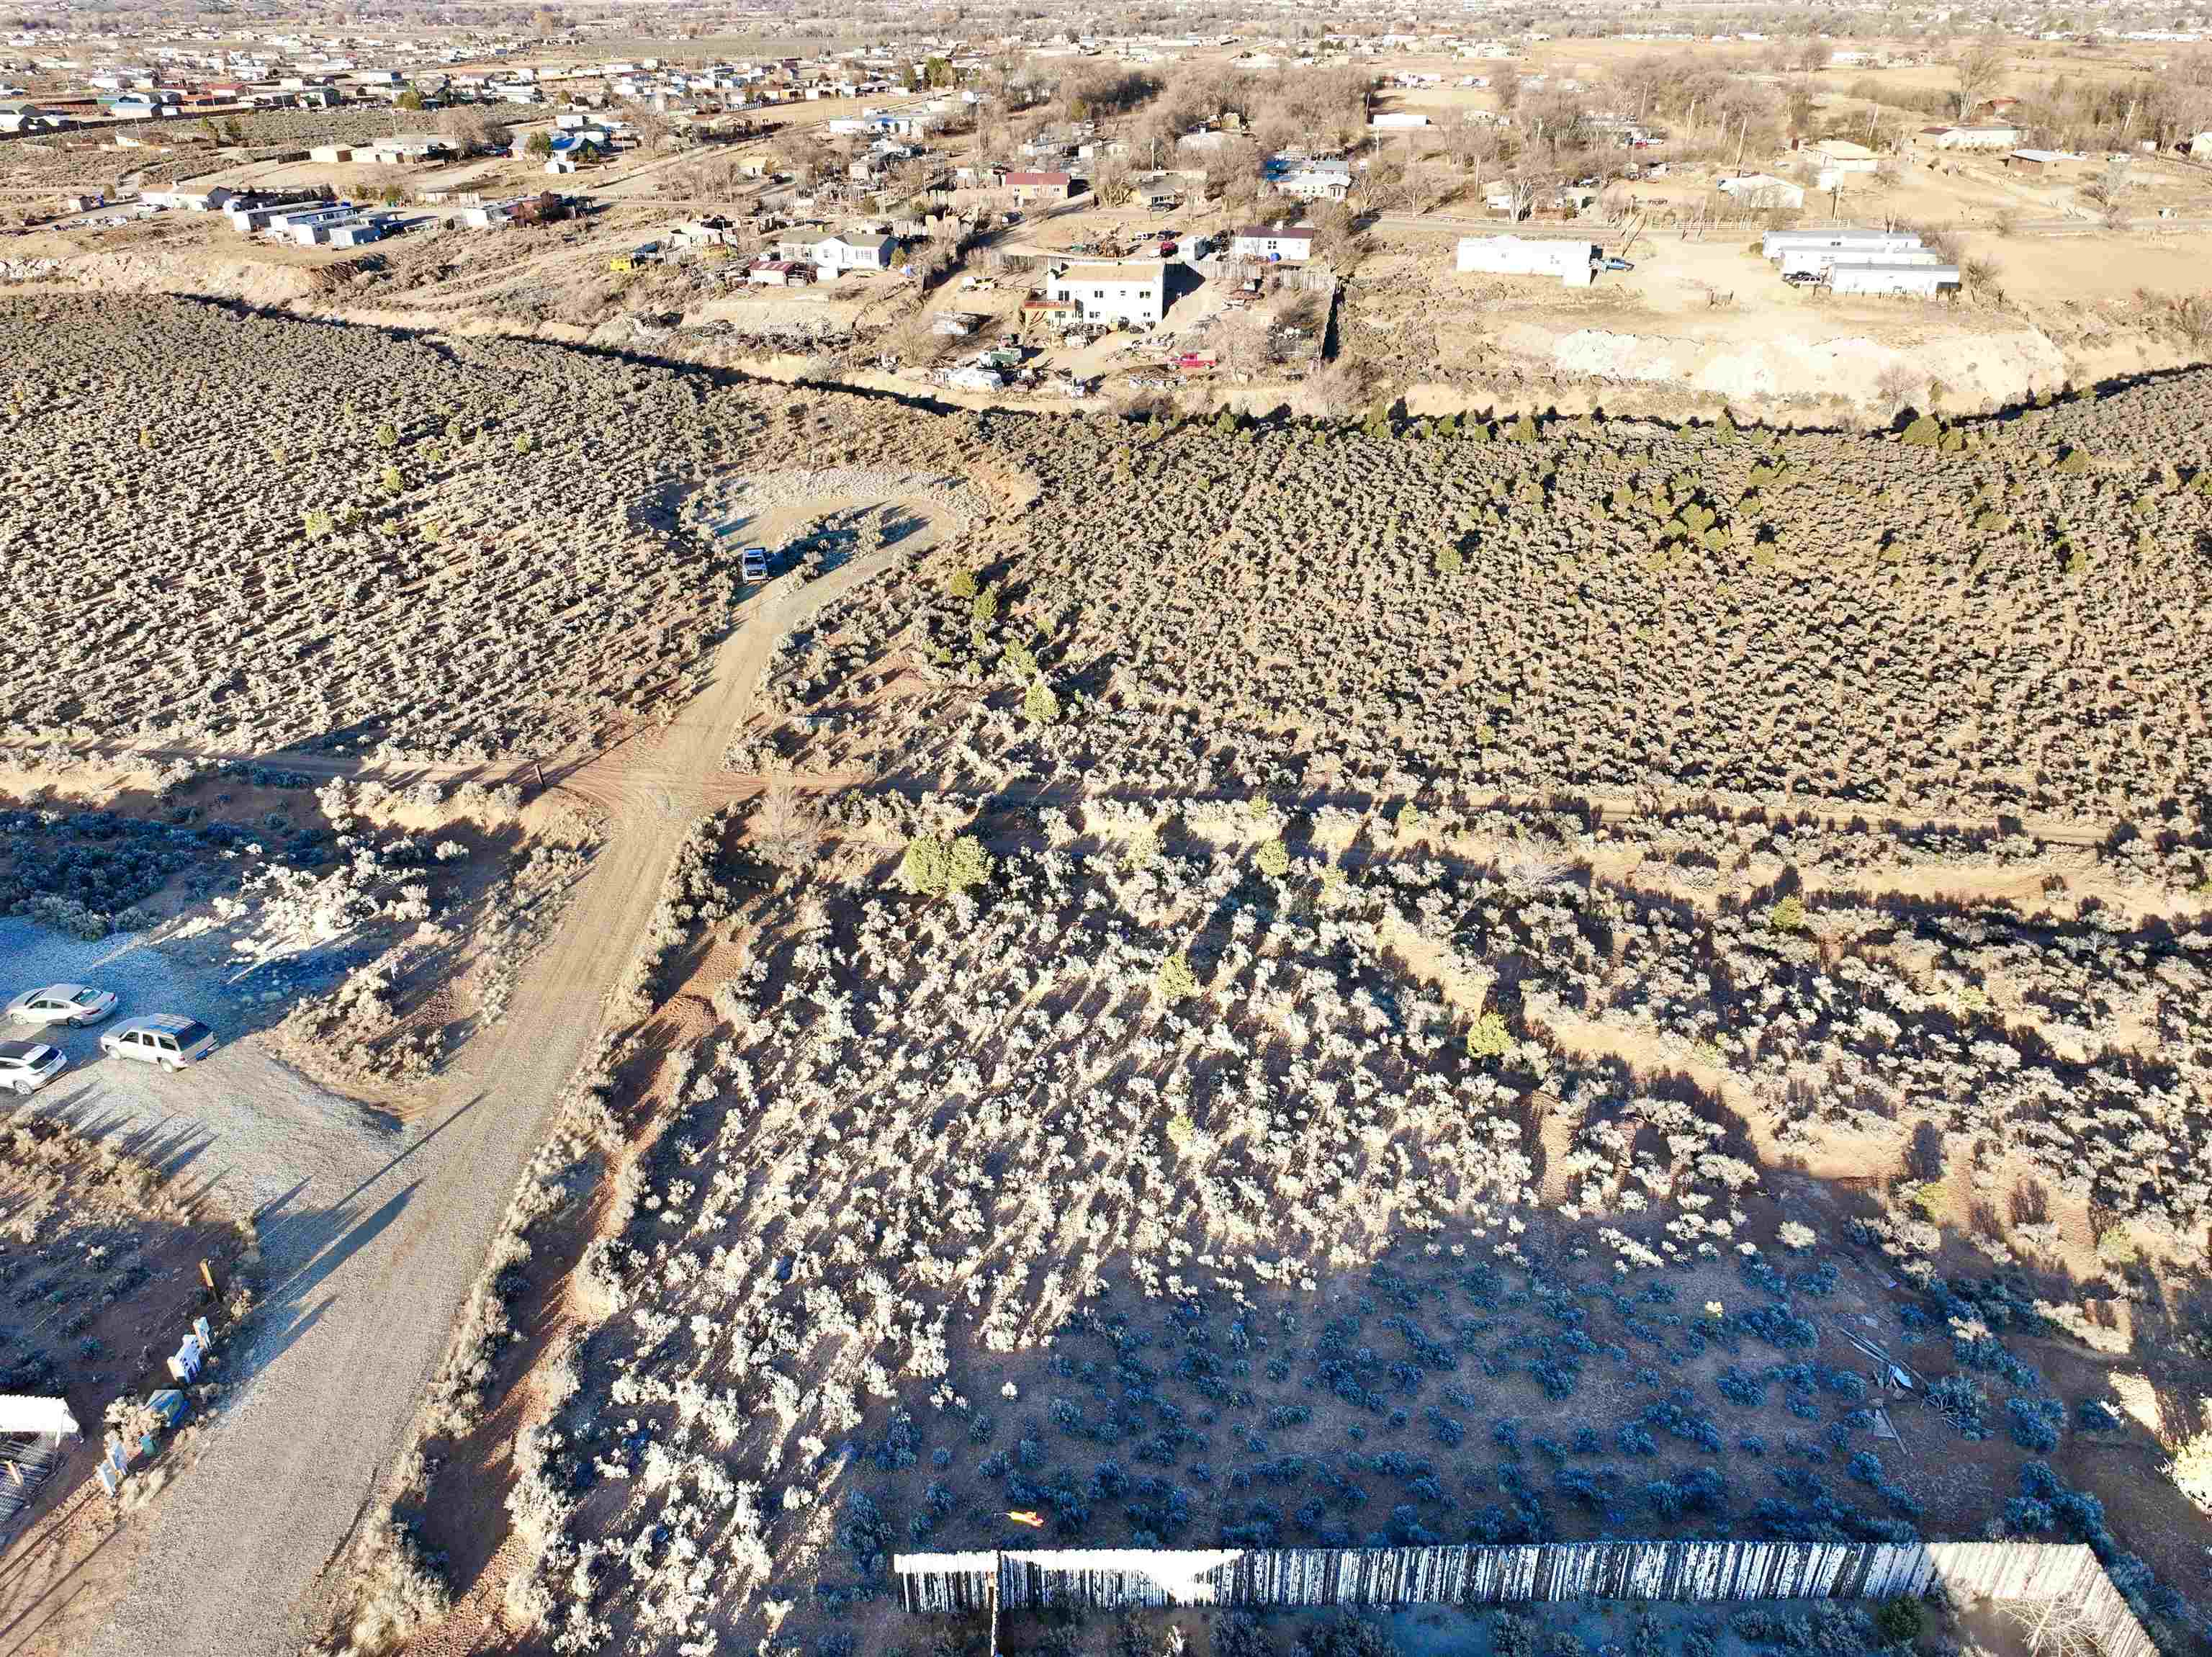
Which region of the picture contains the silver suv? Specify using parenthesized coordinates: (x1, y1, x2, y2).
(0, 1039, 66, 1095)
(101, 1015, 217, 1072)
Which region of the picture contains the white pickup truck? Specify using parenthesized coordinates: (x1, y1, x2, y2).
(741, 545, 769, 582)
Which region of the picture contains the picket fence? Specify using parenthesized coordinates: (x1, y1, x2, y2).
(895, 1540, 2154, 1657)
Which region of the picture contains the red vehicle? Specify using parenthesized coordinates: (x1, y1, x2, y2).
(1156, 238, 1178, 257)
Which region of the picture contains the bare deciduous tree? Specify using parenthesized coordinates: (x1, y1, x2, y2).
(1952, 40, 2012, 120)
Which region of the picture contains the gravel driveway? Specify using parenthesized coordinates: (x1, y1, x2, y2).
(65, 536, 917, 1657)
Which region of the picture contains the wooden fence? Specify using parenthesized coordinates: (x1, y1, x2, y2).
(1215, 259, 1339, 295)
(895, 1540, 2156, 1657)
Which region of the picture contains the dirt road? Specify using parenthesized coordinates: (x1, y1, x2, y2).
(61, 540, 910, 1657)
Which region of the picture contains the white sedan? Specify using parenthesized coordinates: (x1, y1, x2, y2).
(6, 983, 117, 1028)
(0, 1039, 67, 1096)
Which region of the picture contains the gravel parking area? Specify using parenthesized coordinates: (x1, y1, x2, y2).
(0, 919, 395, 1228)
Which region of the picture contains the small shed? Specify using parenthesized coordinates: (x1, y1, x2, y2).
(1717, 174, 1804, 210)
(0, 1396, 81, 1438)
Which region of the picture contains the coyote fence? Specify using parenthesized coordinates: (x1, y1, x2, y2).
(895, 1540, 2152, 1657)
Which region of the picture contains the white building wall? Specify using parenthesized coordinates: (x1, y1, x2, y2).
(1779, 245, 1941, 275)
(1761, 228, 1925, 261)
(1455, 235, 1593, 284)
(1830, 261, 1957, 295)
(1046, 271, 1165, 325)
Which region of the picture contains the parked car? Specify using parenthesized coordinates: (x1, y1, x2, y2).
(0, 1039, 66, 1096)
(1604, 257, 1635, 271)
(1782, 269, 1823, 285)
(1156, 238, 1178, 257)
(100, 1015, 217, 1072)
(6, 982, 116, 1027)
(740, 545, 769, 581)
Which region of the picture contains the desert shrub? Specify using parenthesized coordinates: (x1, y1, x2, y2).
(837, 1491, 893, 1577)
(1717, 1365, 1766, 1406)
(903, 832, 992, 897)
(2005, 1396, 2065, 1452)
(1295, 1617, 1401, 1657)
(1871, 1597, 1923, 1644)
(1467, 1010, 1512, 1060)
(2167, 1430, 2212, 1517)
(2075, 1398, 2123, 1432)
(1928, 1375, 1990, 1440)
(1216, 1613, 1279, 1657)
(1493, 1613, 1538, 1657)
(341, 1516, 452, 1652)
(1156, 949, 1199, 1000)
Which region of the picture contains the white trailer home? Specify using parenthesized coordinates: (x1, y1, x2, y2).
(267, 203, 364, 241)
(1777, 244, 1943, 277)
(1455, 235, 1594, 286)
(1762, 228, 1927, 262)
(1830, 261, 1959, 297)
